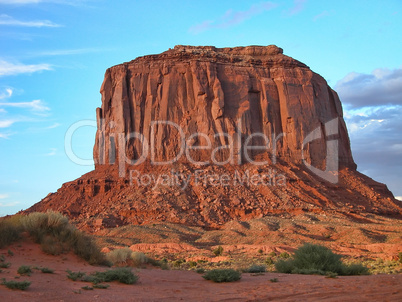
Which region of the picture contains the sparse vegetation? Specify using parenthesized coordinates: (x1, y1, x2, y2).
(93, 283, 110, 289)
(106, 248, 148, 267)
(39, 267, 54, 274)
(275, 243, 369, 276)
(270, 278, 278, 282)
(21, 211, 108, 265)
(0, 262, 11, 269)
(279, 252, 290, 259)
(17, 265, 32, 276)
(202, 269, 241, 283)
(213, 246, 224, 256)
(2, 279, 31, 290)
(244, 264, 266, 273)
(66, 268, 138, 285)
(81, 285, 93, 290)
(0, 215, 23, 248)
(66, 270, 85, 281)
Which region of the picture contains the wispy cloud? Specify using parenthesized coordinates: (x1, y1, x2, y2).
(0, 194, 9, 199)
(287, 0, 306, 16)
(0, 59, 51, 76)
(29, 47, 111, 57)
(336, 67, 402, 108)
(0, 119, 16, 128)
(0, 0, 91, 6)
(189, 1, 277, 34)
(0, 99, 50, 112)
(313, 10, 330, 21)
(0, 201, 20, 207)
(0, 88, 13, 99)
(0, 14, 61, 27)
(44, 147, 57, 156)
(0, 132, 11, 138)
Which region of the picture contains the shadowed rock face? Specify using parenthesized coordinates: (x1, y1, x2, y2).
(94, 45, 355, 170)
(26, 45, 401, 230)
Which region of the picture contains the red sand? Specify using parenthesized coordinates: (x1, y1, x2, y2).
(1, 240, 401, 301)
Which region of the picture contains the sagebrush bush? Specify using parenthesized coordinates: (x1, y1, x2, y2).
(67, 268, 139, 285)
(106, 248, 148, 267)
(106, 248, 133, 264)
(202, 269, 241, 283)
(131, 252, 148, 266)
(275, 243, 369, 276)
(17, 265, 32, 276)
(39, 267, 54, 274)
(244, 264, 266, 273)
(0, 215, 23, 248)
(2, 280, 31, 290)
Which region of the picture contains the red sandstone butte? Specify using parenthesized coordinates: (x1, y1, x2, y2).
(26, 45, 402, 229)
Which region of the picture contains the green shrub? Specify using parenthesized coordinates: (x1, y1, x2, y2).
(275, 243, 369, 276)
(265, 257, 274, 265)
(188, 261, 197, 268)
(40, 267, 54, 274)
(202, 269, 241, 283)
(2, 280, 31, 290)
(68, 268, 139, 285)
(244, 265, 266, 273)
(17, 265, 32, 276)
(398, 252, 402, 264)
(93, 283, 110, 289)
(270, 278, 278, 282)
(7, 249, 14, 256)
(341, 263, 369, 276)
(269, 252, 277, 257)
(91, 268, 139, 284)
(81, 285, 93, 290)
(213, 246, 224, 256)
(0, 262, 11, 268)
(66, 270, 86, 281)
(195, 268, 205, 274)
(279, 252, 290, 259)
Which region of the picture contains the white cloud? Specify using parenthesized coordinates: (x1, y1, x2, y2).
(0, 88, 13, 99)
(396, 196, 402, 201)
(0, 119, 16, 128)
(336, 67, 402, 108)
(45, 148, 57, 156)
(189, 1, 277, 34)
(0, 194, 9, 199)
(0, 99, 50, 112)
(0, 201, 20, 207)
(0, 132, 10, 138)
(0, 60, 51, 76)
(0, 14, 60, 27)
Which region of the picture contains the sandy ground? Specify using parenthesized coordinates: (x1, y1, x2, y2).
(1, 240, 401, 302)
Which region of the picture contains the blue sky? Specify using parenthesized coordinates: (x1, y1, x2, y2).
(0, 0, 401, 216)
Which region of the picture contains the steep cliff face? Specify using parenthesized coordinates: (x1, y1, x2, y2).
(26, 45, 401, 230)
(93, 45, 354, 170)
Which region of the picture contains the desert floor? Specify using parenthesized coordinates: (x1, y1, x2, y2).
(1, 240, 401, 302)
